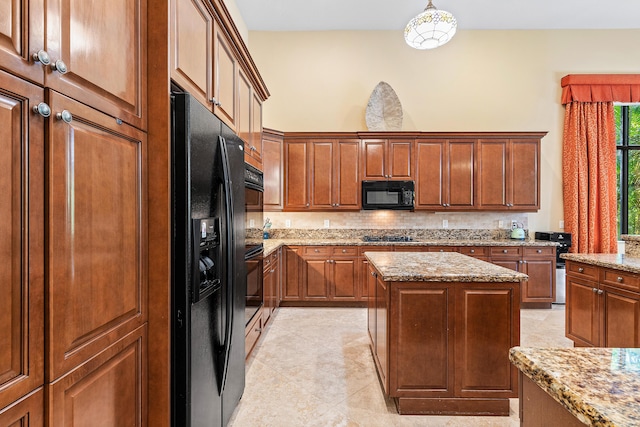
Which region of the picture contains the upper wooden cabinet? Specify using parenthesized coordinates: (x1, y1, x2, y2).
(0, 0, 45, 85)
(415, 139, 475, 210)
(212, 23, 236, 129)
(263, 129, 284, 211)
(46, 91, 147, 381)
(0, 71, 45, 410)
(239, 68, 263, 168)
(361, 138, 413, 180)
(477, 138, 540, 210)
(0, 0, 146, 128)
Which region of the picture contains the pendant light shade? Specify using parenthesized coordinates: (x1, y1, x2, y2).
(404, 0, 457, 50)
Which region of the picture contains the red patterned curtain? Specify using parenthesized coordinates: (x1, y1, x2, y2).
(561, 74, 640, 254)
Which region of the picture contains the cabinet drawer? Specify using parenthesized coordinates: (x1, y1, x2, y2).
(302, 246, 331, 256)
(427, 246, 458, 253)
(566, 261, 598, 281)
(331, 246, 358, 256)
(523, 246, 555, 257)
(490, 247, 523, 257)
(359, 246, 393, 255)
(601, 269, 640, 291)
(459, 247, 490, 257)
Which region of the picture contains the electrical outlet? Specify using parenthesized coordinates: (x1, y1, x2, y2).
(249, 219, 255, 228)
(498, 220, 504, 228)
(285, 219, 291, 228)
(559, 220, 565, 229)
(442, 219, 448, 228)
(324, 219, 330, 228)
(511, 220, 518, 229)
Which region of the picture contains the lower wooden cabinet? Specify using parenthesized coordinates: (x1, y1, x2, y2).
(566, 260, 640, 347)
(263, 248, 280, 327)
(281, 246, 302, 301)
(0, 388, 44, 427)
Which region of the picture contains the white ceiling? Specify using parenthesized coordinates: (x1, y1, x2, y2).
(235, 0, 640, 31)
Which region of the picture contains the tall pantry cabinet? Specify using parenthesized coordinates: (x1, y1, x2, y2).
(0, 1, 148, 426)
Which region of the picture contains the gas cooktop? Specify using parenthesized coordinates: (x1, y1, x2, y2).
(361, 235, 413, 242)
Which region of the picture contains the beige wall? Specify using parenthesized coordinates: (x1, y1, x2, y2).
(246, 29, 640, 232)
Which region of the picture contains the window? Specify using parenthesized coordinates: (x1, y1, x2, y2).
(616, 105, 640, 236)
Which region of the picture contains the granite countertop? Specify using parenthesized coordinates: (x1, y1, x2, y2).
(262, 237, 557, 256)
(562, 253, 640, 275)
(364, 252, 528, 282)
(510, 347, 640, 427)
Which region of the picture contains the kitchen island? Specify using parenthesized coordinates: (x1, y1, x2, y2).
(365, 251, 527, 416)
(510, 346, 640, 426)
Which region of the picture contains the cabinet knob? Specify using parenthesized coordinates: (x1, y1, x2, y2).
(51, 59, 68, 74)
(370, 271, 377, 277)
(314, 249, 319, 252)
(578, 267, 584, 273)
(306, 203, 309, 207)
(56, 110, 73, 124)
(592, 288, 598, 293)
(32, 102, 51, 118)
(342, 249, 346, 253)
(537, 249, 542, 253)
(598, 289, 604, 295)
(502, 249, 508, 253)
(617, 276, 624, 282)
(470, 249, 475, 253)
(271, 269, 275, 273)
(32, 50, 51, 65)
(250, 146, 256, 151)
(439, 249, 444, 252)
(209, 97, 221, 106)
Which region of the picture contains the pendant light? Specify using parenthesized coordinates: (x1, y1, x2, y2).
(404, 0, 457, 50)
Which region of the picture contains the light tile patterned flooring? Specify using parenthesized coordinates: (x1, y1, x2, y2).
(228, 306, 572, 426)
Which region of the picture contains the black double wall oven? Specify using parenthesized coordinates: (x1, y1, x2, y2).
(244, 164, 264, 325)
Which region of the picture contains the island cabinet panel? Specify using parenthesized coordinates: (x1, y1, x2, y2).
(0, 388, 44, 426)
(0, 74, 45, 410)
(566, 260, 640, 347)
(281, 246, 302, 301)
(375, 273, 389, 393)
(46, 91, 147, 381)
(47, 325, 147, 427)
(390, 287, 453, 396)
(45, 0, 147, 129)
(455, 288, 519, 396)
(0, 0, 45, 85)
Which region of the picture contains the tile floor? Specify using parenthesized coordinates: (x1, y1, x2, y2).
(228, 305, 573, 426)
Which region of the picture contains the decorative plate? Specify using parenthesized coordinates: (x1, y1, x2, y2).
(365, 81, 403, 131)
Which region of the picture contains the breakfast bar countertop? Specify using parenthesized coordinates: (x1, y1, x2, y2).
(510, 346, 640, 427)
(364, 251, 528, 282)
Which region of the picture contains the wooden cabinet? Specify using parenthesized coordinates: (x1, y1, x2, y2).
(238, 68, 263, 167)
(283, 139, 309, 209)
(415, 139, 475, 210)
(330, 247, 359, 300)
(282, 246, 302, 301)
(566, 261, 640, 347)
(0, 388, 44, 427)
(459, 246, 490, 261)
(0, 71, 45, 412)
(302, 256, 330, 300)
(263, 129, 284, 210)
(477, 138, 540, 210)
(46, 91, 147, 380)
(212, 22, 236, 129)
(262, 249, 280, 327)
(361, 138, 413, 180)
(369, 266, 520, 415)
(249, 92, 263, 163)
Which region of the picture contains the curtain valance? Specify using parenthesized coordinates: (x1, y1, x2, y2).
(561, 74, 640, 104)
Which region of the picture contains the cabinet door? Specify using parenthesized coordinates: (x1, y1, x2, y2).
(282, 246, 301, 300)
(262, 259, 273, 326)
(521, 259, 554, 303)
(332, 258, 358, 300)
(566, 276, 600, 346)
(415, 139, 445, 209)
(0, 0, 45, 84)
(0, 72, 44, 410)
(388, 139, 413, 179)
(0, 388, 44, 427)
(367, 264, 376, 346)
(309, 140, 334, 209)
(237, 67, 251, 147)
(250, 92, 263, 162)
(48, 326, 147, 427)
(263, 131, 283, 210)
(334, 139, 360, 209)
(302, 258, 330, 300)
(455, 286, 519, 397)
(602, 286, 640, 347)
(361, 139, 386, 179)
(284, 140, 309, 209)
(47, 91, 147, 380)
(375, 274, 388, 393)
(45, 0, 147, 129)
(477, 139, 508, 209)
(447, 140, 475, 208)
(212, 22, 236, 129)
(170, 0, 212, 111)
(510, 139, 539, 210)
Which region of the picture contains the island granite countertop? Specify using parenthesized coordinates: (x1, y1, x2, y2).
(263, 238, 557, 257)
(561, 253, 640, 275)
(510, 346, 640, 427)
(364, 251, 528, 282)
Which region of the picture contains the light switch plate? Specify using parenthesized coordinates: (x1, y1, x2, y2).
(442, 219, 448, 228)
(559, 220, 565, 229)
(285, 219, 291, 228)
(249, 219, 255, 228)
(498, 220, 504, 228)
(324, 219, 330, 228)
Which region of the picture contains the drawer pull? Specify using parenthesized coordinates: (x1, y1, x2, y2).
(342, 249, 347, 253)
(370, 271, 377, 278)
(502, 249, 508, 254)
(470, 249, 475, 253)
(578, 267, 584, 273)
(598, 289, 604, 295)
(617, 276, 624, 282)
(537, 249, 542, 253)
(592, 288, 598, 293)
(314, 249, 319, 253)
(439, 249, 444, 252)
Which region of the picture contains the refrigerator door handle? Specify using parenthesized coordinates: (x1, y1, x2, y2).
(218, 135, 235, 393)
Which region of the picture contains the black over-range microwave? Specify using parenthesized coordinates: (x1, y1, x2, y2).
(362, 180, 415, 210)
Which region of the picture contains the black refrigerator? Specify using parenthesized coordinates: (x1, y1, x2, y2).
(171, 92, 246, 427)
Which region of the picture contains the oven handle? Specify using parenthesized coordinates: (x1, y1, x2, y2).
(245, 246, 264, 260)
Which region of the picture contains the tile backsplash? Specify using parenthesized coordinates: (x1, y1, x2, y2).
(264, 211, 528, 231)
